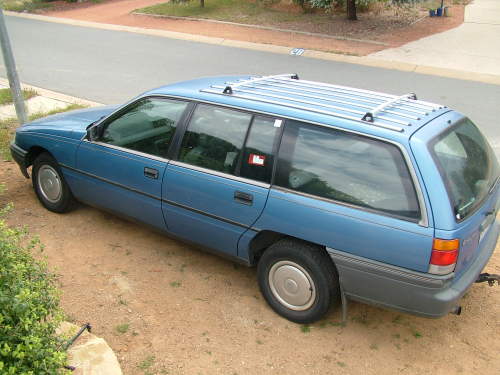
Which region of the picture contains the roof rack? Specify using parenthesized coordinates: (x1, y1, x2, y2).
(201, 74, 445, 132)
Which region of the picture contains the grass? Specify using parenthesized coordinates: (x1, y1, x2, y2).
(138, 0, 333, 28)
(115, 323, 130, 334)
(0, 88, 37, 106)
(0, 103, 86, 161)
(300, 324, 311, 333)
(1, 0, 54, 12)
(170, 280, 181, 287)
(138, 355, 155, 370)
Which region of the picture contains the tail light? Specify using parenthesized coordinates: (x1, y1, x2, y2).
(428, 238, 459, 275)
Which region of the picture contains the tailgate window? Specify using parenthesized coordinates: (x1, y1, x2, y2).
(431, 118, 499, 220)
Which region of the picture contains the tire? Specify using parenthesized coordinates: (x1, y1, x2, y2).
(257, 238, 339, 324)
(32, 152, 76, 213)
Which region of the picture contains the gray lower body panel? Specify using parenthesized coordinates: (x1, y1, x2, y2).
(328, 219, 499, 318)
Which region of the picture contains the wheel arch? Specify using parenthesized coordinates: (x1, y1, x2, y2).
(27, 146, 52, 167)
(248, 230, 336, 270)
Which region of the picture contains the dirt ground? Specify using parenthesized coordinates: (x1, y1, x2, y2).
(39, 0, 467, 56)
(1, 159, 499, 375)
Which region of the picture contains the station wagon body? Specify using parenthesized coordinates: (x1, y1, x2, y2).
(10, 74, 500, 323)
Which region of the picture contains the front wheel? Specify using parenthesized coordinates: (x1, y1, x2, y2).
(257, 239, 339, 324)
(32, 153, 76, 213)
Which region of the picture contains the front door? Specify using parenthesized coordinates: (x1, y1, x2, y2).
(73, 97, 190, 231)
(162, 104, 282, 256)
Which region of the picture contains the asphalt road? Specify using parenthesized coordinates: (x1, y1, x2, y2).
(1, 15, 500, 154)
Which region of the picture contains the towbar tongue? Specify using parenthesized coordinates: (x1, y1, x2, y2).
(475, 273, 500, 286)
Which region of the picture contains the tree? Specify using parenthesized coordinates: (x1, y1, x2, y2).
(346, 0, 357, 20)
(200, 0, 205, 7)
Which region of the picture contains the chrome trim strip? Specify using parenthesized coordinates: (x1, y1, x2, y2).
(399, 145, 429, 227)
(91, 141, 171, 164)
(272, 186, 426, 230)
(169, 160, 271, 189)
(140, 94, 429, 227)
(80, 141, 167, 167)
(200, 89, 405, 132)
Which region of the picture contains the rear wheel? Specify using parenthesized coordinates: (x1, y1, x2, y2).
(257, 238, 339, 324)
(32, 153, 76, 213)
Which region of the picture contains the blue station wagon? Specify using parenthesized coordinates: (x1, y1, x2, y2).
(10, 74, 500, 323)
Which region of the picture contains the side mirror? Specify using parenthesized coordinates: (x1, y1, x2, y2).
(87, 125, 102, 142)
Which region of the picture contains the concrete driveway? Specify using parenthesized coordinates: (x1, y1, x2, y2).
(369, 0, 500, 76)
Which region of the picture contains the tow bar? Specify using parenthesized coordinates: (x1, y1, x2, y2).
(475, 273, 500, 286)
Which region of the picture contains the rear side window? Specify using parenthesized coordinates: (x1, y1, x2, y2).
(275, 120, 420, 221)
(178, 104, 252, 174)
(431, 118, 498, 220)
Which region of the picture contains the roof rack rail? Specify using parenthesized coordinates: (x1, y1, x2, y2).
(201, 74, 445, 132)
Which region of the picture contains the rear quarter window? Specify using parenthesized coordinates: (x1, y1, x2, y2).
(275, 120, 420, 221)
(430, 118, 499, 220)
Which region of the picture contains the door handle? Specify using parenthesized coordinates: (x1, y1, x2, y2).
(234, 191, 253, 205)
(144, 167, 159, 179)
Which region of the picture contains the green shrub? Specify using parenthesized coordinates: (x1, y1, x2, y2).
(0, 208, 69, 374)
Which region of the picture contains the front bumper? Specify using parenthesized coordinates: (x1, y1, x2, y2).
(328, 219, 499, 318)
(10, 142, 30, 178)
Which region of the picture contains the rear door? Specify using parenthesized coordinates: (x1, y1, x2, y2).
(162, 103, 282, 256)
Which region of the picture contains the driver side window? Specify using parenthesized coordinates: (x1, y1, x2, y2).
(101, 98, 188, 158)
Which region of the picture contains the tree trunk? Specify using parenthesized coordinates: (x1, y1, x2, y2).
(200, 0, 205, 8)
(347, 0, 357, 21)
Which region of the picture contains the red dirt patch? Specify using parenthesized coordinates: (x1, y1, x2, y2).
(40, 0, 466, 56)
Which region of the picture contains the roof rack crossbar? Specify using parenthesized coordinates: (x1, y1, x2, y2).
(201, 88, 404, 132)
(222, 73, 298, 95)
(267, 77, 437, 112)
(222, 83, 421, 121)
(362, 93, 417, 123)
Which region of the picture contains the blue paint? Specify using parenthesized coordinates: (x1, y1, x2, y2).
(11, 74, 499, 294)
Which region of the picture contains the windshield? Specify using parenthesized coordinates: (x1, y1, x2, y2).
(431, 118, 499, 220)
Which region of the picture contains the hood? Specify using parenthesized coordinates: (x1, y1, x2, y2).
(20, 105, 119, 140)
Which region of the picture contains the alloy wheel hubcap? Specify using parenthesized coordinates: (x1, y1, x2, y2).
(38, 165, 62, 203)
(268, 260, 316, 311)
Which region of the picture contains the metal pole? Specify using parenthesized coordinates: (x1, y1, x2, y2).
(0, 8, 27, 124)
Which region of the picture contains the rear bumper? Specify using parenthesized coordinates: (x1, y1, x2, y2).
(328, 219, 499, 318)
(10, 142, 30, 178)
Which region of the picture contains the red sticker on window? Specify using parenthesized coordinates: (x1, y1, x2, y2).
(248, 154, 266, 166)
